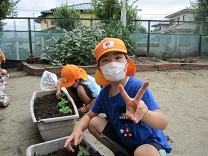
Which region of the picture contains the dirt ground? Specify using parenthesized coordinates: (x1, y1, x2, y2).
(134, 55, 208, 64)
(1, 66, 208, 156)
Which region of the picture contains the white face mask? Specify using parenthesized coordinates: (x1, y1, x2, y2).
(100, 61, 127, 82)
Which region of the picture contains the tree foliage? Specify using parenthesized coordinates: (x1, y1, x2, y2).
(98, 20, 136, 55)
(53, 3, 80, 31)
(91, 0, 121, 19)
(190, 0, 208, 34)
(91, 0, 146, 33)
(191, 0, 208, 22)
(91, 0, 140, 20)
(0, 0, 19, 30)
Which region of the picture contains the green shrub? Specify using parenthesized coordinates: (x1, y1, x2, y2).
(99, 21, 136, 55)
(43, 25, 103, 66)
(43, 21, 136, 66)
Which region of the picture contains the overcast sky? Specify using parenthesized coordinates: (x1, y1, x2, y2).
(15, 0, 191, 20)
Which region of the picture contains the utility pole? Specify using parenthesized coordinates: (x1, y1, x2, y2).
(14, 20, 19, 60)
(121, 0, 126, 27)
(33, 13, 36, 31)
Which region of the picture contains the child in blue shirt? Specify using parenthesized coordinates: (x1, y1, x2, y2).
(56, 64, 101, 114)
(64, 38, 172, 156)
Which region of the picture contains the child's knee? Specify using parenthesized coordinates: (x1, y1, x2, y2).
(88, 117, 97, 129)
(0, 69, 7, 75)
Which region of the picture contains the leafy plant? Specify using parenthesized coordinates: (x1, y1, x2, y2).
(57, 98, 68, 107)
(77, 145, 90, 156)
(43, 25, 104, 66)
(56, 92, 65, 99)
(99, 20, 136, 55)
(59, 106, 72, 114)
(43, 21, 136, 65)
(53, 3, 80, 31)
(57, 94, 72, 114)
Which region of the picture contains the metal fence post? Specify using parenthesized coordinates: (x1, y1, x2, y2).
(90, 17, 93, 27)
(198, 21, 203, 56)
(147, 20, 150, 54)
(28, 17, 33, 54)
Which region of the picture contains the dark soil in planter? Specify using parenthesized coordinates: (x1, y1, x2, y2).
(34, 93, 75, 120)
(34, 143, 102, 156)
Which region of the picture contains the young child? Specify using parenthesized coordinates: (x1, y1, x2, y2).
(56, 64, 101, 114)
(0, 49, 7, 75)
(64, 38, 172, 156)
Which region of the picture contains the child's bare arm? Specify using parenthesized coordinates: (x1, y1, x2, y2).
(0, 50, 6, 63)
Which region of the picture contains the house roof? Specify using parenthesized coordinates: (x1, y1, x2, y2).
(164, 22, 197, 33)
(41, 3, 93, 15)
(35, 3, 93, 23)
(151, 22, 169, 27)
(164, 6, 194, 19)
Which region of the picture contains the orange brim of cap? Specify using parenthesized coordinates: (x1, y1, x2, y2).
(94, 58, 136, 86)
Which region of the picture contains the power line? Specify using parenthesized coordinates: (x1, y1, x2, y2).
(141, 14, 168, 15)
(15, 8, 43, 11)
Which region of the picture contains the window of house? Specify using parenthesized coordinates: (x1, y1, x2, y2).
(177, 17, 180, 24)
(169, 19, 174, 26)
(51, 20, 56, 25)
(183, 15, 186, 21)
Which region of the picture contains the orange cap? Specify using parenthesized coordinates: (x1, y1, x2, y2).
(94, 38, 136, 86)
(60, 64, 88, 87)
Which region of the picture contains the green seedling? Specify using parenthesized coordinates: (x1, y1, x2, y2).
(77, 145, 90, 156)
(58, 98, 68, 107)
(57, 95, 72, 114)
(59, 106, 72, 114)
(57, 92, 65, 99)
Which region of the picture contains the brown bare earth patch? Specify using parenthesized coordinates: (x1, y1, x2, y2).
(34, 93, 75, 120)
(134, 56, 208, 64)
(25, 56, 208, 68)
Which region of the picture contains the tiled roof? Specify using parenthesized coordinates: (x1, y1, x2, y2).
(164, 22, 197, 33)
(41, 3, 93, 14)
(151, 22, 169, 27)
(70, 3, 93, 10)
(165, 6, 195, 19)
(35, 3, 93, 23)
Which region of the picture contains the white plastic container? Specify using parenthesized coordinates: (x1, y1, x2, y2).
(30, 88, 79, 141)
(26, 136, 105, 156)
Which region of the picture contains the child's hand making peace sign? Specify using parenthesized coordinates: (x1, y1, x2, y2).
(119, 82, 149, 123)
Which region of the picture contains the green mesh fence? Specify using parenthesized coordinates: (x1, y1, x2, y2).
(0, 17, 208, 60)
